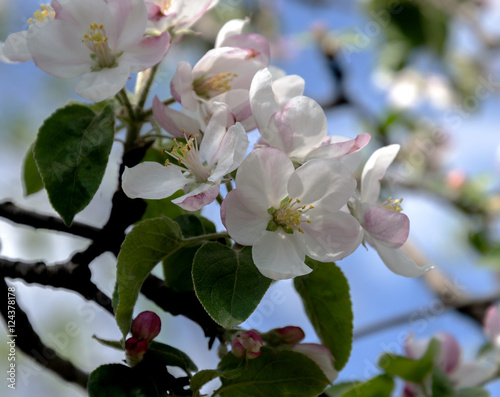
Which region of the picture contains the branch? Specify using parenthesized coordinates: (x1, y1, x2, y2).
(0, 257, 113, 314)
(0, 201, 101, 240)
(0, 278, 89, 389)
(141, 274, 224, 346)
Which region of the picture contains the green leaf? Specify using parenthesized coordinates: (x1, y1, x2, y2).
(141, 192, 188, 221)
(192, 243, 272, 328)
(88, 364, 158, 397)
(324, 382, 361, 397)
(33, 104, 115, 225)
(22, 144, 44, 196)
(456, 388, 490, 397)
(92, 336, 123, 350)
(294, 259, 353, 370)
(216, 347, 330, 397)
(336, 375, 394, 397)
(431, 366, 454, 397)
(378, 338, 439, 383)
(190, 355, 246, 396)
(163, 215, 218, 292)
(115, 217, 183, 338)
(148, 341, 198, 374)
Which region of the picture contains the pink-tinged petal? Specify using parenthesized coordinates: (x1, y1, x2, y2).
(106, 0, 147, 49)
(52, 0, 109, 25)
(271, 74, 305, 106)
(218, 33, 270, 65)
(172, 183, 219, 211)
(370, 240, 432, 277)
(28, 20, 92, 78)
(209, 123, 248, 182)
(215, 18, 249, 48)
(307, 133, 371, 161)
(2, 31, 32, 62)
(146, 3, 163, 22)
(361, 144, 400, 203)
(170, 0, 217, 31)
(212, 89, 255, 130)
(122, 31, 171, 73)
(199, 104, 234, 166)
(451, 360, 497, 388)
(273, 326, 305, 345)
(288, 158, 356, 208)
(249, 68, 281, 133)
(153, 96, 201, 138)
(170, 61, 197, 110)
(252, 230, 311, 280)
(435, 333, 461, 374)
(362, 203, 409, 248)
(122, 162, 188, 199)
(223, 189, 271, 245)
(404, 333, 428, 359)
(484, 305, 500, 348)
(292, 344, 338, 383)
(234, 148, 294, 211)
(75, 64, 130, 102)
(272, 96, 327, 161)
(301, 210, 362, 262)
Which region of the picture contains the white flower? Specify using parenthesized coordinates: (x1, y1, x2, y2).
(122, 104, 248, 211)
(250, 68, 369, 165)
(26, 0, 171, 101)
(350, 144, 431, 277)
(222, 147, 362, 280)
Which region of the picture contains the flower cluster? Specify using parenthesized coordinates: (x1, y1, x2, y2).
(1, 3, 429, 278)
(125, 311, 162, 366)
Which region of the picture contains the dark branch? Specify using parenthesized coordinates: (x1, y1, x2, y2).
(0, 278, 89, 389)
(0, 201, 101, 240)
(0, 257, 113, 314)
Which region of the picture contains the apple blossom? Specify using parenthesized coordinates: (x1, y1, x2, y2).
(403, 333, 496, 396)
(349, 144, 431, 277)
(24, 0, 171, 102)
(231, 330, 263, 360)
(249, 68, 370, 165)
(145, 0, 217, 36)
(222, 147, 362, 280)
(122, 104, 248, 211)
(484, 303, 500, 352)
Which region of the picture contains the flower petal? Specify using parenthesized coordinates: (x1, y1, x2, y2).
(2, 31, 32, 62)
(75, 64, 131, 102)
(362, 203, 409, 248)
(306, 133, 371, 161)
(106, 0, 148, 49)
(370, 240, 431, 277)
(451, 361, 497, 388)
(209, 123, 248, 182)
(271, 74, 305, 106)
(361, 144, 400, 203)
(122, 162, 188, 199)
(153, 96, 202, 137)
(122, 31, 171, 73)
(172, 183, 219, 211)
(301, 210, 362, 262)
(215, 18, 249, 48)
(170, 61, 197, 110)
(292, 344, 338, 383)
(252, 230, 311, 280)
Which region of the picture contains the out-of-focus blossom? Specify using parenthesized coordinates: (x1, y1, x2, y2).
(291, 343, 338, 383)
(222, 147, 362, 280)
(231, 330, 263, 360)
(250, 68, 370, 165)
(145, 0, 218, 36)
(23, 0, 171, 101)
(484, 303, 500, 351)
(123, 104, 248, 211)
(349, 144, 431, 277)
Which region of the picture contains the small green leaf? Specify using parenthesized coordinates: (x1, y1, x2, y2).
(192, 243, 272, 328)
(22, 144, 43, 196)
(191, 370, 222, 397)
(115, 217, 183, 338)
(294, 259, 353, 370)
(33, 104, 115, 225)
(378, 338, 439, 383)
(190, 355, 245, 396)
(431, 366, 454, 397)
(148, 341, 198, 374)
(92, 336, 123, 350)
(216, 347, 330, 397)
(333, 375, 394, 397)
(456, 387, 490, 397)
(88, 364, 158, 397)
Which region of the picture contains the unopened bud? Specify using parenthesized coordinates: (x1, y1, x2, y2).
(231, 330, 263, 360)
(125, 337, 149, 366)
(274, 326, 305, 345)
(131, 311, 161, 342)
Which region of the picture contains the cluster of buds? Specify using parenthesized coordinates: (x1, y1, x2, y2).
(125, 311, 162, 366)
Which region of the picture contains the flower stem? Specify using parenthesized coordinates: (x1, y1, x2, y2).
(183, 232, 229, 245)
(136, 63, 160, 109)
(216, 193, 224, 206)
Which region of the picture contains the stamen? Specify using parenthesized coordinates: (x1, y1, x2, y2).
(268, 197, 314, 234)
(383, 197, 404, 212)
(28, 4, 55, 24)
(193, 72, 238, 99)
(82, 23, 116, 68)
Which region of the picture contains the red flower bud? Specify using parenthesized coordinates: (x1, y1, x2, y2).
(131, 311, 161, 342)
(125, 337, 149, 366)
(275, 326, 305, 345)
(231, 330, 263, 360)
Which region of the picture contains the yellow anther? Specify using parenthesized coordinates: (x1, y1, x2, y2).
(28, 4, 55, 24)
(383, 197, 404, 212)
(82, 22, 116, 68)
(194, 72, 238, 98)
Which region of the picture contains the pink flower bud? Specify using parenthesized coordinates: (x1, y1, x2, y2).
(484, 304, 500, 350)
(274, 326, 305, 345)
(131, 311, 161, 342)
(231, 330, 263, 360)
(125, 337, 149, 366)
